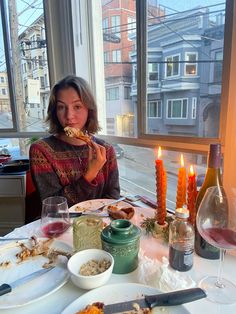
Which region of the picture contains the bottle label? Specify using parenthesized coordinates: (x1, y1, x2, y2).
(183, 249, 194, 266)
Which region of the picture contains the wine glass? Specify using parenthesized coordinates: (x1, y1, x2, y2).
(196, 186, 236, 304)
(41, 196, 71, 238)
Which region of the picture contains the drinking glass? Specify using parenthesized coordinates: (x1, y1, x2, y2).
(196, 186, 236, 304)
(41, 196, 71, 237)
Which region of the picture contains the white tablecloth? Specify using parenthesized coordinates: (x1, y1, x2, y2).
(1, 208, 236, 314)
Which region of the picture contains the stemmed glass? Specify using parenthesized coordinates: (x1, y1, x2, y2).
(196, 186, 236, 304)
(41, 196, 71, 238)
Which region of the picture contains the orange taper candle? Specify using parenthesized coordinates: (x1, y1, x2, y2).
(187, 165, 197, 226)
(176, 154, 186, 209)
(155, 147, 167, 225)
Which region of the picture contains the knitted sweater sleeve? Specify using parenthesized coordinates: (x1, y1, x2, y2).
(29, 140, 120, 206)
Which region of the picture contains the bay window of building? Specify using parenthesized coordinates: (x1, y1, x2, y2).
(1, 0, 236, 213)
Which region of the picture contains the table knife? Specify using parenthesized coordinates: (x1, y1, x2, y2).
(0, 267, 54, 296)
(69, 212, 109, 218)
(90, 196, 126, 212)
(0, 237, 29, 241)
(103, 288, 206, 314)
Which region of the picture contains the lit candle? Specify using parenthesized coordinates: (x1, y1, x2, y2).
(155, 147, 167, 225)
(176, 154, 186, 209)
(187, 165, 197, 226)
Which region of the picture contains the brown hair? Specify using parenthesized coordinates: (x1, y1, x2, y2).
(46, 75, 101, 134)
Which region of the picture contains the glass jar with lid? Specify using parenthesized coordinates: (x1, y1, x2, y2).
(73, 215, 103, 252)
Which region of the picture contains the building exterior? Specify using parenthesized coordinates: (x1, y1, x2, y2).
(19, 14, 49, 120)
(131, 7, 224, 138)
(0, 72, 9, 113)
(102, 0, 136, 136)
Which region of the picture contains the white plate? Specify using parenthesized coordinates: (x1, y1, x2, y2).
(0, 238, 72, 309)
(61, 283, 190, 314)
(69, 198, 130, 213)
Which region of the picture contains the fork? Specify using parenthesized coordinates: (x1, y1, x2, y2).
(83, 196, 126, 214)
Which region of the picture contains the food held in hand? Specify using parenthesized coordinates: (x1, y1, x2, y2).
(64, 126, 92, 145)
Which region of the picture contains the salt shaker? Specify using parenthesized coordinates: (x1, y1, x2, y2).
(169, 208, 194, 271)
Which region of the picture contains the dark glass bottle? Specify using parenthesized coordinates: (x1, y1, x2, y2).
(195, 144, 222, 259)
(169, 208, 194, 272)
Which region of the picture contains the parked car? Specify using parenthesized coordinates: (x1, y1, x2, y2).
(113, 144, 124, 159)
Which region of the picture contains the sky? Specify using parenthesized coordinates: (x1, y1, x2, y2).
(158, 0, 225, 12)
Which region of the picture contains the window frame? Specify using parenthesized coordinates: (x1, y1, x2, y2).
(192, 97, 197, 119)
(184, 52, 198, 76)
(165, 54, 180, 78)
(166, 98, 188, 119)
(148, 100, 162, 118)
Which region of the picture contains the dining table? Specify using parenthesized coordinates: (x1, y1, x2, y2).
(0, 205, 236, 314)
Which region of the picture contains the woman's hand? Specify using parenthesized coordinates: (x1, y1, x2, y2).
(83, 142, 107, 182)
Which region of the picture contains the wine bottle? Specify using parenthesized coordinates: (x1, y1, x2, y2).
(195, 144, 222, 259)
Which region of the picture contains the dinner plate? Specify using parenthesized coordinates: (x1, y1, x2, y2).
(0, 238, 72, 309)
(61, 283, 190, 314)
(69, 198, 130, 213)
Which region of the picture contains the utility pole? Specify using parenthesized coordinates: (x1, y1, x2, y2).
(8, 0, 27, 155)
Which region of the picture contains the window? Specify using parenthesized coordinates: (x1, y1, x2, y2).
(40, 76, 45, 88)
(166, 55, 180, 77)
(112, 50, 121, 62)
(103, 17, 109, 33)
(214, 51, 223, 83)
(106, 87, 119, 100)
(148, 100, 162, 118)
(111, 15, 120, 38)
(128, 16, 136, 38)
(167, 99, 188, 119)
(148, 63, 158, 81)
(192, 97, 197, 119)
(104, 51, 109, 63)
(1, 88, 7, 95)
(185, 52, 197, 75)
(0, 0, 49, 132)
(0, 77, 4, 83)
(3, 1, 236, 213)
(124, 86, 131, 99)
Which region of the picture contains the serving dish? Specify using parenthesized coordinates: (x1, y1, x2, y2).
(0, 159, 29, 173)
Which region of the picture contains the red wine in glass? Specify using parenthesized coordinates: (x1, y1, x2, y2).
(41, 196, 71, 238)
(196, 186, 236, 304)
(42, 221, 70, 237)
(203, 227, 236, 250)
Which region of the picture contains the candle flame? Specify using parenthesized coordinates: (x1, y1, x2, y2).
(158, 146, 162, 158)
(190, 165, 194, 176)
(180, 154, 184, 167)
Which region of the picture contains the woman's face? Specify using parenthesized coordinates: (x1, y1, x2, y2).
(56, 87, 88, 130)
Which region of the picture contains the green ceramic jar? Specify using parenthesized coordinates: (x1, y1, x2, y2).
(101, 219, 141, 274)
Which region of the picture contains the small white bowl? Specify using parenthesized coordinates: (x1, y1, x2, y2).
(67, 249, 114, 290)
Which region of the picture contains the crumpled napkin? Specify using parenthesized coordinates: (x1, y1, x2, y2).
(137, 250, 196, 292)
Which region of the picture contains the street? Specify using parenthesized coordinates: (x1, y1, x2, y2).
(117, 150, 178, 212)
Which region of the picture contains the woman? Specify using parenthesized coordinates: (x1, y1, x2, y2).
(30, 75, 120, 207)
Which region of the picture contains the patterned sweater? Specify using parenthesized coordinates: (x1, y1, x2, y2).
(29, 135, 120, 207)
